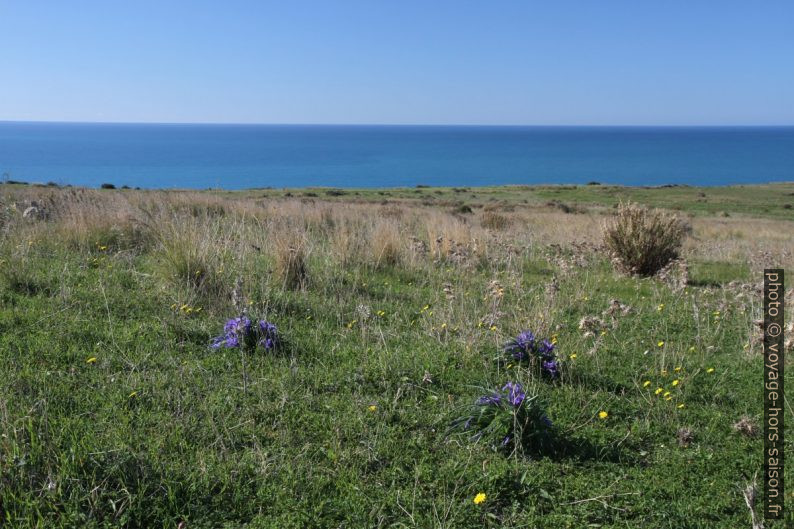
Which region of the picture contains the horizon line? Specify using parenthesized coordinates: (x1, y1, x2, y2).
(2, 119, 794, 128)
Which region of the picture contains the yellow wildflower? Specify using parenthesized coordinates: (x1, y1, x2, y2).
(677, 404, 685, 409)
(706, 368, 715, 374)
(674, 366, 682, 373)
(368, 405, 377, 412)
(655, 388, 663, 395)
(569, 354, 577, 360)
(473, 493, 486, 505)
(86, 357, 97, 364)
(657, 341, 665, 347)
(643, 380, 651, 388)
(598, 411, 608, 419)
(663, 391, 671, 398)
(671, 379, 680, 387)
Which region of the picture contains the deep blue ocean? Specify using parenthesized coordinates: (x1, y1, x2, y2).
(1, 122, 792, 189)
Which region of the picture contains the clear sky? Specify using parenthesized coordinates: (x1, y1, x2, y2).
(1, 1, 792, 125)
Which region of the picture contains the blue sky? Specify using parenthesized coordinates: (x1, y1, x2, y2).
(1, 1, 792, 125)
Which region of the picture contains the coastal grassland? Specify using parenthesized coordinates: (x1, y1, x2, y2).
(0, 184, 792, 528)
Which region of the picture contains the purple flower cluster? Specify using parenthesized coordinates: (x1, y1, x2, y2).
(475, 382, 526, 408)
(458, 381, 553, 452)
(504, 330, 559, 378)
(211, 316, 279, 351)
(502, 382, 526, 406)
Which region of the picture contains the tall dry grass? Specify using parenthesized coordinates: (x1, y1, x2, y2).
(2, 186, 792, 291)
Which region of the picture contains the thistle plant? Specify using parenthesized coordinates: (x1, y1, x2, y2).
(503, 330, 559, 379)
(450, 382, 553, 454)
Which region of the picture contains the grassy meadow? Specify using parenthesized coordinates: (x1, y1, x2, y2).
(1, 182, 792, 528)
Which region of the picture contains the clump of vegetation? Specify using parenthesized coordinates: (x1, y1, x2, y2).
(481, 211, 510, 230)
(450, 382, 553, 454)
(273, 232, 309, 289)
(603, 202, 687, 276)
(211, 316, 280, 352)
(503, 330, 559, 379)
(369, 221, 403, 268)
(155, 216, 228, 294)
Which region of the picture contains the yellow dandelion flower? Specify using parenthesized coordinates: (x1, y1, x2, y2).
(86, 357, 97, 364)
(663, 391, 671, 398)
(490, 326, 497, 332)
(128, 391, 137, 398)
(643, 381, 651, 388)
(671, 379, 680, 387)
(677, 404, 685, 409)
(657, 304, 665, 311)
(473, 493, 487, 505)
(441, 323, 447, 329)
(655, 388, 663, 395)
(598, 411, 608, 419)
(706, 368, 715, 374)
(665, 395, 673, 401)
(569, 354, 577, 360)
(657, 341, 665, 347)
(674, 366, 682, 373)
(689, 346, 695, 352)
(368, 405, 377, 412)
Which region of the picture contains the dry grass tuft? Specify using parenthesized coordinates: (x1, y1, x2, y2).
(273, 230, 310, 290)
(603, 202, 687, 276)
(481, 211, 511, 230)
(732, 415, 759, 438)
(370, 221, 403, 268)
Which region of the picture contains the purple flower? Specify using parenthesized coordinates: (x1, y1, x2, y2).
(506, 330, 535, 359)
(501, 435, 512, 446)
(476, 394, 502, 406)
(502, 382, 526, 407)
(257, 320, 278, 350)
(211, 316, 279, 351)
(537, 340, 555, 356)
(541, 359, 558, 378)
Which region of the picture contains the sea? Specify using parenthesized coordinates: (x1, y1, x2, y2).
(1, 122, 792, 189)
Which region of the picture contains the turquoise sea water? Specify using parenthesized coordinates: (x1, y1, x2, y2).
(0, 122, 792, 189)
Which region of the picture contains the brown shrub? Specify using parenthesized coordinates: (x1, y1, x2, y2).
(603, 202, 686, 277)
(481, 211, 511, 230)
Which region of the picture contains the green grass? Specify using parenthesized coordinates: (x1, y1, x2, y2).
(0, 186, 792, 528)
(219, 181, 794, 220)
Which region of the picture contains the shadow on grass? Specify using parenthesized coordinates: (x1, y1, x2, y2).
(521, 430, 639, 465)
(564, 370, 631, 397)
